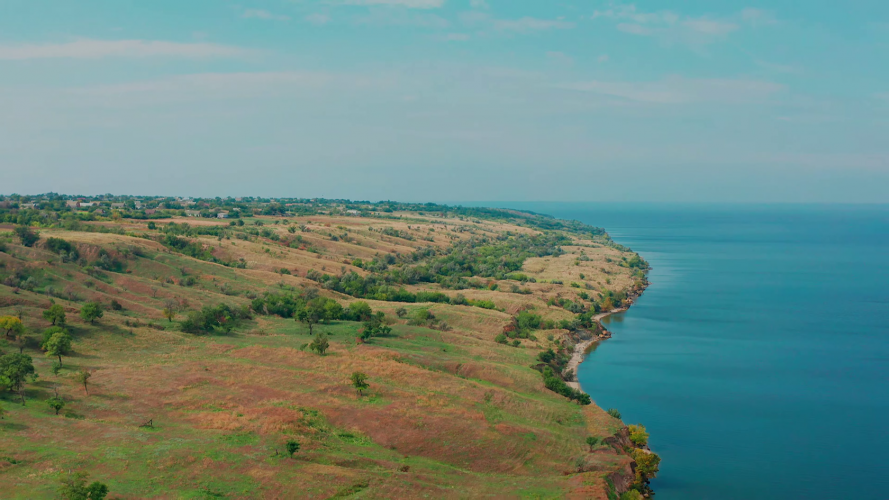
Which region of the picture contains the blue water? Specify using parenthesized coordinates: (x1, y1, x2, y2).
(487, 203, 889, 499)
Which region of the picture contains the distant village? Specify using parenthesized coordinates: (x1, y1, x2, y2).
(0, 194, 381, 222)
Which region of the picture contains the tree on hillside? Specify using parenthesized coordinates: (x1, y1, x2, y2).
(47, 395, 65, 415)
(0, 316, 24, 338)
(79, 302, 104, 324)
(57, 471, 109, 500)
(360, 312, 391, 342)
(14, 225, 39, 247)
(0, 353, 36, 405)
(44, 330, 73, 366)
(350, 371, 369, 396)
(309, 333, 329, 356)
(631, 449, 661, 490)
(162, 307, 176, 322)
(286, 440, 300, 458)
(346, 301, 373, 322)
(73, 370, 92, 395)
(43, 303, 67, 326)
(41, 326, 66, 348)
(628, 424, 649, 447)
(586, 436, 599, 452)
(297, 298, 338, 335)
(607, 408, 621, 419)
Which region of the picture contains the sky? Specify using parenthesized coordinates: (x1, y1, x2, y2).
(1, 0, 888, 203)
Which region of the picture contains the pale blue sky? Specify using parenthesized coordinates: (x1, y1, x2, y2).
(1, 1, 887, 202)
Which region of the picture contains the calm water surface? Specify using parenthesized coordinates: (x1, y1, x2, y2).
(488, 203, 889, 499)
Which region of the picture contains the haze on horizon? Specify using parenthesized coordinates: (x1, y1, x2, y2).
(1, 0, 887, 203)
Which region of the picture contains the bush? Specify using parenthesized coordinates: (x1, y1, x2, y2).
(180, 304, 251, 334)
(14, 226, 39, 247)
(494, 333, 508, 344)
(537, 349, 555, 364)
(628, 424, 649, 447)
(45, 237, 80, 261)
(606, 408, 621, 419)
(540, 366, 590, 405)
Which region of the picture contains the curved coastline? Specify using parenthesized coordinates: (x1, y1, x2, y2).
(565, 281, 648, 393)
(564, 307, 629, 392)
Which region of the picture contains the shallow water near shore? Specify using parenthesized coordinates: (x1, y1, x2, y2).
(485, 202, 889, 499)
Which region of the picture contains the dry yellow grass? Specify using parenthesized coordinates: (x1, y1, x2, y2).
(0, 211, 643, 498)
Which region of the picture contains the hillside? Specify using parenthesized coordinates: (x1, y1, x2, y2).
(0, 199, 655, 499)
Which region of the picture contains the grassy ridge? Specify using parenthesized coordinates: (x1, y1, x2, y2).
(0, 205, 648, 499)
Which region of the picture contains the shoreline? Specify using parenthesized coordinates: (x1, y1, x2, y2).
(564, 307, 628, 392)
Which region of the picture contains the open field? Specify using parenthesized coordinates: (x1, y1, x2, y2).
(0, 205, 648, 499)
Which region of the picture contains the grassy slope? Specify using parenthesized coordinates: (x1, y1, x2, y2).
(0, 212, 640, 499)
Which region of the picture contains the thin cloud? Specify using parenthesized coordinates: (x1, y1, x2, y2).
(558, 77, 785, 104)
(741, 8, 778, 27)
(494, 17, 575, 32)
(305, 13, 331, 25)
(682, 18, 738, 36)
(470, 0, 489, 9)
(331, 0, 444, 8)
(617, 23, 654, 36)
(0, 39, 249, 60)
(593, 5, 761, 45)
(755, 59, 800, 74)
(439, 33, 471, 41)
(356, 10, 449, 28)
(546, 51, 574, 65)
(69, 71, 393, 100)
(242, 9, 291, 21)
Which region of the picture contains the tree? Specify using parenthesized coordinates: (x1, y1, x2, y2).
(296, 298, 334, 335)
(350, 371, 369, 396)
(14, 225, 39, 247)
(607, 408, 621, 419)
(360, 312, 391, 342)
(44, 330, 73, 366)
(286, 440, 300, 458)
(47, 396, 65, 415)
(43, 303, 67, 326)
(58, 471, 109, 500)
(162, 307, 176, 322)
(80, 302, 104, 324)
(347, 301, 373, 322)
(395, 307, 407, 318)
(309, 333, 329, 355)
(632, 449, 661, 486)
(0, 316, 24, 338)
(586, 436, 599, 452)
(628, 424, 649, 447)
(73, 370, 92, 395)
(0, 353, 36, 404)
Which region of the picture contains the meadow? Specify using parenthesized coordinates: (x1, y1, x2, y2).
(0, 201, 651, 499)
